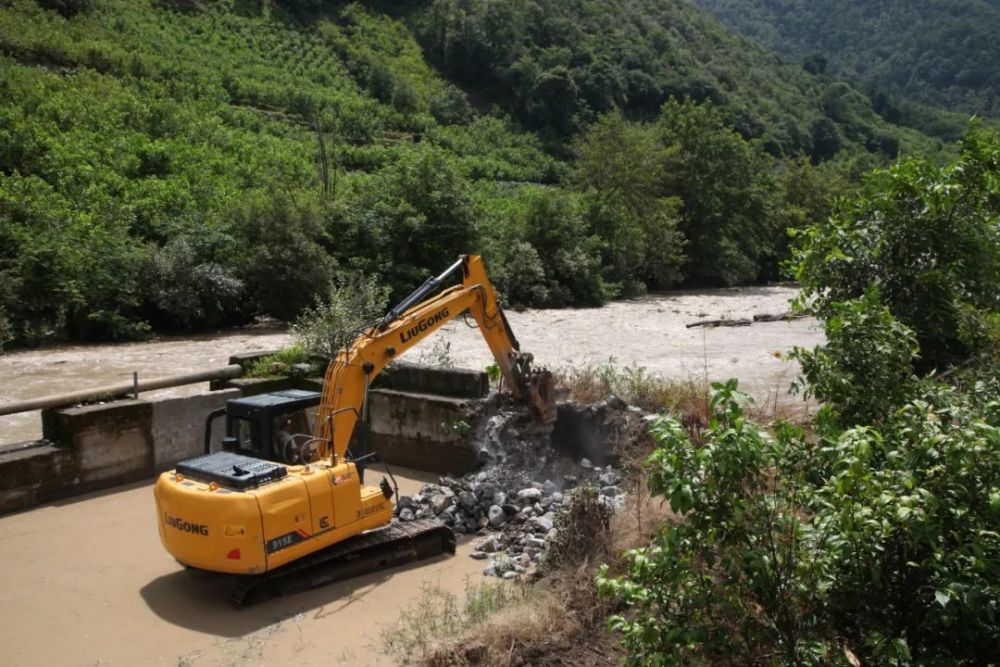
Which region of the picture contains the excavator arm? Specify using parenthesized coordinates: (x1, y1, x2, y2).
(314, 255, 555, 463)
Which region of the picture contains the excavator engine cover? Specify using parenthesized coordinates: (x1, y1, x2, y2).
(177, 452, 286, 490)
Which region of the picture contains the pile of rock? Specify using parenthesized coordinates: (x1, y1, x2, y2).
(396, 463, 625, 578)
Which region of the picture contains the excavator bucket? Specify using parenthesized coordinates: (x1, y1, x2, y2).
(526, 368, 557, 423)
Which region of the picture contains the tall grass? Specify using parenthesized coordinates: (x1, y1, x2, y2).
(380, 579, 532, 664)
(557, 357, 710, 425)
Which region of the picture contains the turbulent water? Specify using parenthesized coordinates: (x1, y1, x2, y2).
(0, 286, 821, 445)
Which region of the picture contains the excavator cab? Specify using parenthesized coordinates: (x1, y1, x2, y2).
(205, 389, 322, 464)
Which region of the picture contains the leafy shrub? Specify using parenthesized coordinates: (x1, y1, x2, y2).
(791, 125, 1000, 372)
(599, 375, 1000, 665)
(291, 273, 390, 359)
(598, 381, 831, 665)
(245, 344, 310, 378)
(144, 237, 244, 330)
(790, 291, 920, 426)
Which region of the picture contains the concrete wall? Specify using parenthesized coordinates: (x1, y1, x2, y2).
(366, 389, 480, 474)
(0, 389, 238, 515)
(151, 389, 238, 471)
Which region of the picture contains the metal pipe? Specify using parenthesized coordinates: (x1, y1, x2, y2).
(0, 365, 243, 416)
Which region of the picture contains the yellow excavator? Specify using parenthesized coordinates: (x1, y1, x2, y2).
(154, 255, 555, 605)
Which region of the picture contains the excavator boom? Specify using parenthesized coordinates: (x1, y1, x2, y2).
(315, 254, 555, 463)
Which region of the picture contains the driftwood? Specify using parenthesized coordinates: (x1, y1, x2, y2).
(752, 311, 808, 323)
(686, 312, 808, 328)
(686, 318, 752, 329)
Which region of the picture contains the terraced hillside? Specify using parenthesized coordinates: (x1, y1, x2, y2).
(0, 0, 970, 345)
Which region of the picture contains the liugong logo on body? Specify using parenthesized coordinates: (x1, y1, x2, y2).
(165, 513, 209, 536)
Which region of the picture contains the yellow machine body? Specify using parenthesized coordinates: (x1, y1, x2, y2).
(154, 461, 392, 574)
(154, 255, 553, 576)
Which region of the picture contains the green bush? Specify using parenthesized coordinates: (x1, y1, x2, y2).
(790, 291, 920, 427)
(598, 379, 1000, 665)
(791, 125, 1000, 371)
(291, 273, 390, 359)
(245, 344, 310, 378)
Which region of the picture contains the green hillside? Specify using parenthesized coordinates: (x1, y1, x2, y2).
(0, 0, 978, 344)
(692, 0, 1000, 124)
(410, 0, 949, 159)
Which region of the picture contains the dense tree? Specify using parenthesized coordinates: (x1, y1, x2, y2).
(792, 125, 1000, 372)
(573, 111, 684, 293)
(694, 0, 1000, 119)
(657, 100, 778, 285)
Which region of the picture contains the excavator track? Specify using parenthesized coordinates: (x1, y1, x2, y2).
(229, 519, 455, 607)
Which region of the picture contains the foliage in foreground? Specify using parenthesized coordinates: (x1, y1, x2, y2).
(599, 127, 999, 663)
(598, 378, 1000, 665)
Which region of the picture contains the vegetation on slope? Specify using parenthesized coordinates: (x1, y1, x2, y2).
(412, 0, 943, 161)
(693, 0, 1000, 134)
(0, 0, 979, 345)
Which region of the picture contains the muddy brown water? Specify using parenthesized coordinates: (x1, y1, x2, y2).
(0, 287, 823, 665)
(0, 286, 821, 444)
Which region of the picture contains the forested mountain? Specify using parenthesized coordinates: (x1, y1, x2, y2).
(692, 0, 1000, 122)
(0, 0, 982, 344)
(410, 0, 946, 158)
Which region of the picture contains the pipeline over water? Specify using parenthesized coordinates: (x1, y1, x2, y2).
(0, 365, 242, 416)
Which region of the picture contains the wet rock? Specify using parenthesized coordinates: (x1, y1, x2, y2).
(429, 488, 455, 514)
(488, 505, 506, 527)
(476, 482, 498, 500)
(525, 536, 546, 550)
(599, 470, 621, 487)
(517, 488, 543, 503)
(458, 491, 477, 509)
(478, 536, 500, 553)
(531, 515, 554, 533)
